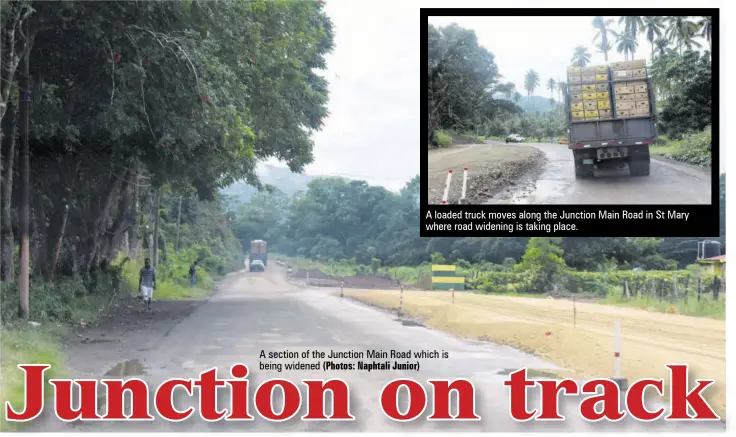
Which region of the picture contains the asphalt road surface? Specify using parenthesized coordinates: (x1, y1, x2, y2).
(457, 142, 712, 205)
(28, 270, 725, 432)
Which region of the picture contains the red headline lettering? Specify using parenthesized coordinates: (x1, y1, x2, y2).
(4, 364, 719, 423)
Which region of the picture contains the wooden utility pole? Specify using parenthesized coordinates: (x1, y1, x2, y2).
(18, 18, 30, 318)
(175, 196, 182, 252)
(152, 188, 161, 266)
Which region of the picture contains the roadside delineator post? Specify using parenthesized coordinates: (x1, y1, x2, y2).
(306, 270, 309, 285)
(441, 170, 453, 204)
(612, 320, 628, 391)
(340, 276, 344, 298)
(451, 287, 455, 304)
(573, 296, 577, 328)
(398, 281, 404, 318)
(458, 168, 468, 205)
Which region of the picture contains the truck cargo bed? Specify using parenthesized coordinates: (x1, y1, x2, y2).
(568, 117, 656, 148)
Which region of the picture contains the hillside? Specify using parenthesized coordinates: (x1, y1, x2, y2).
(221, 164, 353, 205)
(495, 93, 557, 113)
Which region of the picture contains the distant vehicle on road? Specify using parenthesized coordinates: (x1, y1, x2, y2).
(249, 239, 268, 268)
(505, 134, 525, 143)
(565, 60, 657, 179)
(249, 260, 265, 272)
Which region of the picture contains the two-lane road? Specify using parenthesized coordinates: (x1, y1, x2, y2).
(28, 271, 725, 432)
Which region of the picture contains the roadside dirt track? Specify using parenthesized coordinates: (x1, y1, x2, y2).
(428, 141, 712, 205)
(346, 289, 726, 419)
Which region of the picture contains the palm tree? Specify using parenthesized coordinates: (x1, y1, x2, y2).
(616, 29, 639, 61)
(666, 16, 700, 53)
(653, 38, 669, 59)
(547, 78, 556, 103)
(593, 16, 618, 62)
(698, 16, 712, 51)
(524, 69, 540, 108)
(641, 16, 666, 60)
(571, 45, 591, 67)
(619, 16, 644, 35)
(556, 80, 567, 103)
(597, 40, 614, 61)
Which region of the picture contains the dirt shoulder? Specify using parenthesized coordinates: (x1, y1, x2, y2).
(427, 142, 547, 204)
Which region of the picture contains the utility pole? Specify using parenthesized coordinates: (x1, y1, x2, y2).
(175, 196, 182, 252)
(18, 18, 30, 319)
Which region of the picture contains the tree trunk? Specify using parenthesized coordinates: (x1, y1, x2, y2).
(129, 165, 140, 257)
(46, 160, 82, 280)
(1, 100, 18, 282)
(175, 196, 182, 252)
(101, 173, 133, 263)
(18, 22, 29, 318)
(85, 173, 125, 273)
(152, 187, 161, 267)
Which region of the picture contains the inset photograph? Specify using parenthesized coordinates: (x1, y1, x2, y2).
(426, 15, 715, 205)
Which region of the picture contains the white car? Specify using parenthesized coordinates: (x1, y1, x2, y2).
(505, 134, 525, 143)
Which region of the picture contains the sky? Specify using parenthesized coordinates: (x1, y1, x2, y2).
(427, 16, 709, 101)
(260, 7, 720, 186)
(262, 0, 420, 192)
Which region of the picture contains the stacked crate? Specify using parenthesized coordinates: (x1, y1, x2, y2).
(567, 64, 611, 121)
(610, 60, 650, 118)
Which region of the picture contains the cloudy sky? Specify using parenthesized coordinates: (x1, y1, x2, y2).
(262, 6, 720, 186)
(263, 0, 420, 192)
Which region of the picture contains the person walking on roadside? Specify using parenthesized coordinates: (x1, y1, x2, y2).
(189, 260, 198, 287)
(139, 258, 156, 312)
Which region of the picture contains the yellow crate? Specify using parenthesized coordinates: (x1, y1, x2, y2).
(583, 92, 597, 101)
(630, 92, 648, 100)
(582, 74, 596, 83)
(634, 83, 648, 93)
(617, 101, 636, 111)
(572, 111, 585, 120)
(570, 93, 584, 102)
(595, 73, 609, 82)
(597, 100, 611, 110)
(614, 85, 634, 95)
(582, 84, 596, 92)
(568, 75, 583, 84)
(570, 102, 584, 111)
(583, 101, 598, 111)
(581, 66, 597, 74)
(617, 109, 631, 118)
(612, 69, 632, 79)
(596, 91, 610, 100)
(595, 65, 609, 73)
(635, 100, 650, 109)
(584, 110, 599, 118)
(585, 115, 600, 121)
(570, 85, 583, 94)
(567, 66, 582, 73)
(595, 83, 609, 92)
(599, 109, 612, 118)
(632, 68, 646, 78)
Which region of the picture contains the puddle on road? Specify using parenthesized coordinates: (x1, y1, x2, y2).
(104, 359, 146, 377)
(496, 368, 560, 379)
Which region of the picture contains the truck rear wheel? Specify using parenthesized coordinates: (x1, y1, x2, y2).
(574, 163, 592, 179)
(629, 160, 650, 177)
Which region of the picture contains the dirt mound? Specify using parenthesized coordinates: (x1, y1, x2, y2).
(291, 269, 402, 289)
(466, 149, 547, 203)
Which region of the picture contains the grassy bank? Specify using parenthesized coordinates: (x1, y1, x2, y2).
(0, 273, 122, 431)
(0, 246, 234, 430)
(650, 127, 711, 167)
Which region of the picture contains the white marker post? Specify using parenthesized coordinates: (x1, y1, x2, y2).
(441, 170, 453, 204)
(398, 282, 404, 318)
(340, 277, 344, 298)
(459, 168, 468, 204)
(612, 320, 628, 391)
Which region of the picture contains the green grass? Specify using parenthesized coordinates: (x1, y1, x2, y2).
(650, 127, 712, 167)
(601, 292, 725, 319)
(435, 130, 452, 147)
(0, 325, 69, 432)
(118, 253, 215, 300)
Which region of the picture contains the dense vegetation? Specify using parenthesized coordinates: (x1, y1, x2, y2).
(1, 0, 334, 324)
(232, 174, 725, 272)
(427, 16, 713, 167)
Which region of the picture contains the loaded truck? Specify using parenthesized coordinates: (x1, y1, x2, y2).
(564, 59, 657, 179)
(248, 240, 268, 270)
